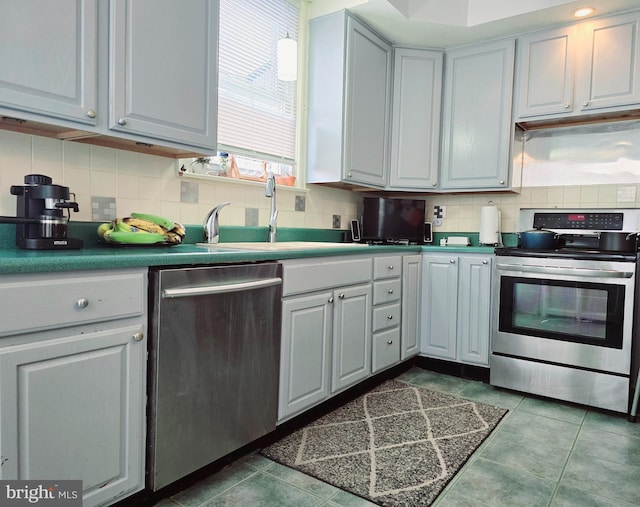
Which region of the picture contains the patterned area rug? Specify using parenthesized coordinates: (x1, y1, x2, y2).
(261, 379, 507, 506)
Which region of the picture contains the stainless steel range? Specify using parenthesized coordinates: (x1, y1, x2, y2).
(491, 208, 640, 415)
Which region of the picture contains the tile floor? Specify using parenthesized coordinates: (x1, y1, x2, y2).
(155, 367, 640, 507)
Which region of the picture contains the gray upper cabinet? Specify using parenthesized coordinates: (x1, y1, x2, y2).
(0, 0, 99, 126)
(516, 11, 640, 120)
(440, 39, 515, 191)
(306, 11, 391, 188)
(0, 0, 218, 154)
(109, 0, 218, 150)
(516, 25, 577, 118)
(389, 48, 443, 190)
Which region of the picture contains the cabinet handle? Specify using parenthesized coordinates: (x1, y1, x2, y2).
(582, 100, 589, 107)
(449, 259, 455, 264)
(118, 118, 127, 126)
(86, 109, 96, 118)
(387, 314, 393, 320)
(387, 265, 394, 270)
(347, 173, 352, 178)
(338, 293, 345, 299)
(432, 182, 437, 186)
(386, 340, 393, 345)
(563, 103, 571, 109)
(132, 332, 144, 342)
(328, 297, 334, 303)
(387, 288, 394, 294)
(499, 180, 505, 185)
(482, 260, 488, 265)
(76, 298, 89, 309)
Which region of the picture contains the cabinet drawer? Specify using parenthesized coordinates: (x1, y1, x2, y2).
(372, 303, 400, 332)
(373, 255, 402, 279)
(372, 327, 400, 373)
(0, 269, 146, 337)
(373, 279, 401, 305)
(282, 257, 372, 296)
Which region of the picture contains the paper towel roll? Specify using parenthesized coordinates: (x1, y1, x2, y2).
(479, 206, 501, 245)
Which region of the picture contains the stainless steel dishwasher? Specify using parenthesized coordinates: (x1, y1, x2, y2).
(147, 262, 282, 491)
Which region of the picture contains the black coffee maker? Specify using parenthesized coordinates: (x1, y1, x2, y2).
(0, 174, 83, 249)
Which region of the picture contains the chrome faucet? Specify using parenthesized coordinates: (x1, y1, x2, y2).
(203, 201, 230, 243)
(265, 172, 278, 243)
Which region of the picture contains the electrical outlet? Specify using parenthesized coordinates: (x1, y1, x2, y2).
(332, 215, 341, 229)
(295, 195, 306, 212)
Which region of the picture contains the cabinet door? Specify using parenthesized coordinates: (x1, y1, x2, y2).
(279, 292, 333, 421)
(110, 0, 218, 149)
(516, 25, 576, 118)
(420, 255, 458, 360)
(0, 324, 146, 507)
(457, 256, 492, 365)
(389, 48, 442, 190)
(0, 0, 98, 125)
(402, 255, 421, 359)
(344, 16, 391, 187)
(440, 39, 515, 191)
(578, 12, 640, 112)
(332, 283, 372, 392)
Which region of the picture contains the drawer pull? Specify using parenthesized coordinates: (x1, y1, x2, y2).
(132, 332, 144, 342)
(387, 340, 393, 345)
(76, 298, 89, 309)
(387, 289, 394, 294)
(338, 293, 345, 299)
(328, 297, 334, 303)
(387, 314, 393, 320)
(387, 265, 394, 270)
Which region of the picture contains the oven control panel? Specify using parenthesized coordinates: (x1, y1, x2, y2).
(532, 212, 624, 231)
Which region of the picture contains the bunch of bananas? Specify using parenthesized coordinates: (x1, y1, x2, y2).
(97, 213, 186, 245)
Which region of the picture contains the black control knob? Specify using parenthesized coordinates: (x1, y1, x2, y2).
(24, 174, 52, 185)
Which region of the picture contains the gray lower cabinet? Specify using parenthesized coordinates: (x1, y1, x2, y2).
(401, 254, 422, 360)
(0, 269, 147, 507)
(0, 0, 218, 153)
(420, 253, 492, 366)
(278, 256, 373, 422)
(440, 39, 516, 191)
(371, 255, 402, 372)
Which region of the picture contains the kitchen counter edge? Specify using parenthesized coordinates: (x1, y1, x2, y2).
(0, 244, 496, 275)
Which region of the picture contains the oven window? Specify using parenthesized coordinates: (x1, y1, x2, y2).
(499, 277, 625, 348)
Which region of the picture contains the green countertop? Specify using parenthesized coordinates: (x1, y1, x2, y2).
(0, 223, 498, 274)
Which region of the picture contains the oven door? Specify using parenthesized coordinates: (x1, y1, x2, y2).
(492, 256, 636, 375)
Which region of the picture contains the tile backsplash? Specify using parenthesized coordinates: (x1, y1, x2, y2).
(1, 130, 638, 234)
(0, 130, 359, 230)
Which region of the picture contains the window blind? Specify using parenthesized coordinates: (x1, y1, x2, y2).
(218, 0, 298, 163)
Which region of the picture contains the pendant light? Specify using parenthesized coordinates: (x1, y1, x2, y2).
(277, 32, 297, 81)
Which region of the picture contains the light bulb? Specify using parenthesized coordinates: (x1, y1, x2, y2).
(277, 34, 297, 81)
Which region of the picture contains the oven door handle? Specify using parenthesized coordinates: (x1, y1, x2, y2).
(495, 264, 634, 278)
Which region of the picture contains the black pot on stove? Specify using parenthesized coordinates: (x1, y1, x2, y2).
(518, 228, 557, 249)
(599, 231, 640, 252)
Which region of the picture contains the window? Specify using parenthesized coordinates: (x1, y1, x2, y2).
(211, 0, 298, 183)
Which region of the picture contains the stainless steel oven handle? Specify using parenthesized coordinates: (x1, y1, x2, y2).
(495, 264, 633, 278)
(162, 277, 282, 298)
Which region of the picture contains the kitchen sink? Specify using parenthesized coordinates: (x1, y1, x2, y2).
(195, 241, 370, 251)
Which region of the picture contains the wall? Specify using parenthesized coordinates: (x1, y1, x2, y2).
(423, 184, 640, 234)
(0, 130, 360, 230)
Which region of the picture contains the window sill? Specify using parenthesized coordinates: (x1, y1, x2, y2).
(179, 171, 309, 193)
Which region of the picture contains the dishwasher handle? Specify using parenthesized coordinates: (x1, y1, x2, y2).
(162, 277, 282, 298)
